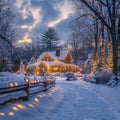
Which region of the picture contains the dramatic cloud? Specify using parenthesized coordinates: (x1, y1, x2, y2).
(13, 0, 74, 44)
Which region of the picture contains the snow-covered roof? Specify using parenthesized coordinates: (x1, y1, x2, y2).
(37, 50, 68, 61)
(28, 62, 40, 67)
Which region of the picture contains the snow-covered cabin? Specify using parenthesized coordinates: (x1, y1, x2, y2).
(27, 50, 79, 75)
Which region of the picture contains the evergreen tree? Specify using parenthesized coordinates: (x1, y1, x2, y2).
(40, 28, 60, 51)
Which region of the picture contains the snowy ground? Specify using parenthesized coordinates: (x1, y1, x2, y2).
(0, 75, 120, 120)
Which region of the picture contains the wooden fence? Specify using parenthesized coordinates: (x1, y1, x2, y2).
(0, 77, 55, 106)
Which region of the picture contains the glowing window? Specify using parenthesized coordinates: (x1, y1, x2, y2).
(53, 67, 58, 71)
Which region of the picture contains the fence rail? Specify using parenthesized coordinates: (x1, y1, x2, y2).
(0, 77, 55, 106)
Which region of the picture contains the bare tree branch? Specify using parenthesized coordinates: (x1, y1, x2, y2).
(0, 34, 13, 48)
(79, 0, 111, 30)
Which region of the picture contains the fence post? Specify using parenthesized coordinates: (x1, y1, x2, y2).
(24, 77, 30, 100)
(44, 76, 47, 92)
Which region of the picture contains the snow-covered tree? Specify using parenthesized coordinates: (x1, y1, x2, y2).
(0, 0, 16, 72)
(29, 56, 36, 64)
(73, 0, 120, 75)
(39, 28, 60, 51)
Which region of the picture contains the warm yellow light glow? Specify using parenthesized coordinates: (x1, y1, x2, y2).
(25, 78, 29, 83)
(28, 103, 34, 107)
(15, 104, 25, 109)
(34, 98, 39, 102)
(9, 83, 14, 88)
(36, 71, 40, 75)
(79, 68, 83, 72)
(12, 106, 19, 111)
(0, 112, 5, 116)
(8, 112, 14, 116)
(14, 82, 18, 86)
(53, 67, 59, 71)
(108, 41, 113, 70)
(18, 33, 32, 44)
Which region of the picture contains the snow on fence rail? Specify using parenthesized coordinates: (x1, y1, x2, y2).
(0, 77, 55, 106)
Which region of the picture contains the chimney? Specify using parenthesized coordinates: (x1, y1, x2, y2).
(56, 49, 60, 56)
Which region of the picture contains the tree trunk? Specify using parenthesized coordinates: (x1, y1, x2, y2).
(111, 0, 118, 75)
(118, 18, 120, 73)
(112, 36, 118, 75)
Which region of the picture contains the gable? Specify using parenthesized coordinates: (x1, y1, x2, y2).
(41, 53, 54, 61)
(37, 50, 69, 61)
(64, 51, 73, 63)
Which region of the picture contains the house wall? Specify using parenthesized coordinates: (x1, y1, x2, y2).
(34, 65, 78, 75)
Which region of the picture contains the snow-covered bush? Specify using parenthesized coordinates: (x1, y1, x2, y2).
(0, 72, 25, 88)
(25, 66, 34, 75)
(94, 68, 113, 84)
(65, 72, 78, 81)
(74, 72, 83, 77)
(83, 74, 96, 83)
(106, 76, 120, 87)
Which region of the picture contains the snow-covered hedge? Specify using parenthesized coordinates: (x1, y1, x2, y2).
(83, 73, 96, 83)
(74, 72, 83, 77)
(94, 68, 113, 84)
(65, 72, 78, 81)
(106, 76, 120, 87)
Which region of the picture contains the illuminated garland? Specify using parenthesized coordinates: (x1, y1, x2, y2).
(101, 39, 106, 68)
(93, 51, 99, 72)
(107, 41, 113, 70)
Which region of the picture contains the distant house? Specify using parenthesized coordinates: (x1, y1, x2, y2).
(28, 50, 79, 75)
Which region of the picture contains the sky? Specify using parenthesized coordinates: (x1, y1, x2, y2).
(13, 0, 74, 45)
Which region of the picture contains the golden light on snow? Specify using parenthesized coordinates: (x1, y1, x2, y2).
(18, 33, 32, 44)
(14, 82, 18, 86)
(12, 106, 19, 111)
(0, 112, 5, 116)
(15, 104, 26, 109)
(8, 112, 14, 116)
(28, 103, 34, 107)
(39, 94, 43, 98)
(34, 98, 39, 103)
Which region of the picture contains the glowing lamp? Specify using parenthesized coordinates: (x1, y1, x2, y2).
(0, 112, 5, 116)
(24, 77, 30, 83)
(34, 98, 39, 102)
(8, 112, 14, 116)
(9, 83, 14, 88)
(14, 82, 18, 86)
(12, 107, 19, 111)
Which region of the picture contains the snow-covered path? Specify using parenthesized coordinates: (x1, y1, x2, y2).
(0, 80, 118, 120)
(44, 82, 116, 120)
